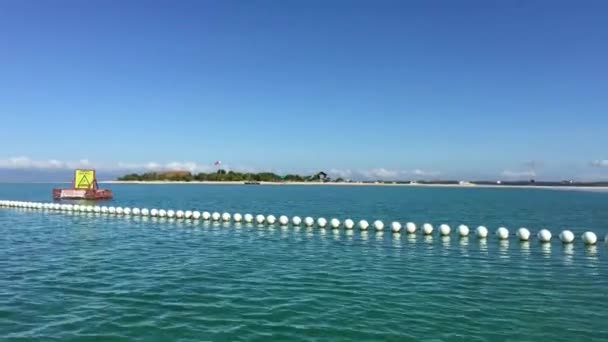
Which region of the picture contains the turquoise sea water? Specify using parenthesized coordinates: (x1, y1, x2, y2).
(1, 183, 607, 341)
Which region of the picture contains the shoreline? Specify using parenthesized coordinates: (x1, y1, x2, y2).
(100, 180, 608, 191)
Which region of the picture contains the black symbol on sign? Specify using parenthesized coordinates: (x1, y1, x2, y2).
(77, 174, 91, 188)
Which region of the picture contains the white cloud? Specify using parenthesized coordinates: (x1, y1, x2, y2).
(410, 169, 440, 176)
(0, 156, 92, 170)
(358, 168, 440, 180)
(501, 170, 536, 179)
(0, 156, 217, 173)
(329, 168, 353, 179)
(590, 160, 608, 167)
(115, 161, 214, 173)
(361, 168, 399, 180)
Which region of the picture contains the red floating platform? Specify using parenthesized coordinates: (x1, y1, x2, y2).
(53, 169, 113, 200)
(52, 188, 113, 200)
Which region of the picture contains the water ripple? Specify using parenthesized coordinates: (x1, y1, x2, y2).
(2, 189, 608, 341)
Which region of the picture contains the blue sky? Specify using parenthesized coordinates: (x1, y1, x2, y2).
(1, 0, 607, 181)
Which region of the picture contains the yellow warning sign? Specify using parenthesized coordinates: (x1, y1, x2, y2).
(74, 169, 95, 189)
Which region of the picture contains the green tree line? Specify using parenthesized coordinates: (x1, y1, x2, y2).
(117, 170, 343, 183)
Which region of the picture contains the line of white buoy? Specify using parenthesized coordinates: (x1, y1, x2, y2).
(0, 200, 606, 246)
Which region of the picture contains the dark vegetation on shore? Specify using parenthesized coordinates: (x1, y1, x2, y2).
(116, 171, 608, 187)
(117, 170, 341, 183)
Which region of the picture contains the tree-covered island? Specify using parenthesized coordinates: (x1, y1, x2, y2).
(117, 170, 341, 183)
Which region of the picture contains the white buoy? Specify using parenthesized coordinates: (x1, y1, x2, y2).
(279, 215, 289, 226)
(184, 210, 192, 219)
(141, 208, 150, 216)
(304, 217, 314, 227)
(158, 209, 167, 217)
(176, 210, 184, 219)
(167, 210, 175, 218)
(292, 216, 302, 226)
(439, 224, 451, 236)
(93, 206, 101, 213)
(317, 217, 327, 228)
(192, 211, 201, 219)
(211, 212, 220, 221)
(458, 224, 469, 237)
(244, 213, 253, 223)
(582, 231, 597, 245)
(344, 219, 354, 229)
(391, 221, 402, 233)
(222, 212, 231, 222)
(150, 208, 158, 217)
(359, 220, 369, 230)
(559, 230, 575, 244)
(203, 211, 211, 220)
(256, 214, 265, 224)
(516, 227, 530, 241)
(373, 220, 384, 231)
(330, 218, 340, 229)
(123, 207, 132, 215)
(422, 223, 433, 235)
(406, 222, 416, 234)
(72, 204, 80, 212)
(267, 215, 276, 224)
(101, 206, 109, 214)
(537, 229, 552, 243)
(496, 227, 509, 240)
(86, 205, 94, 212)
(476, 226, 488, 238)
(132, 208, 140, 215)
(233, 213, 242, 222)
(109, 206, 117, 214)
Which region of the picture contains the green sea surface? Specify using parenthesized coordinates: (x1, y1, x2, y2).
(1, 184, 607, 341)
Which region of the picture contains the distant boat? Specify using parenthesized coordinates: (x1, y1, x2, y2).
(244, 181, 261, 185)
